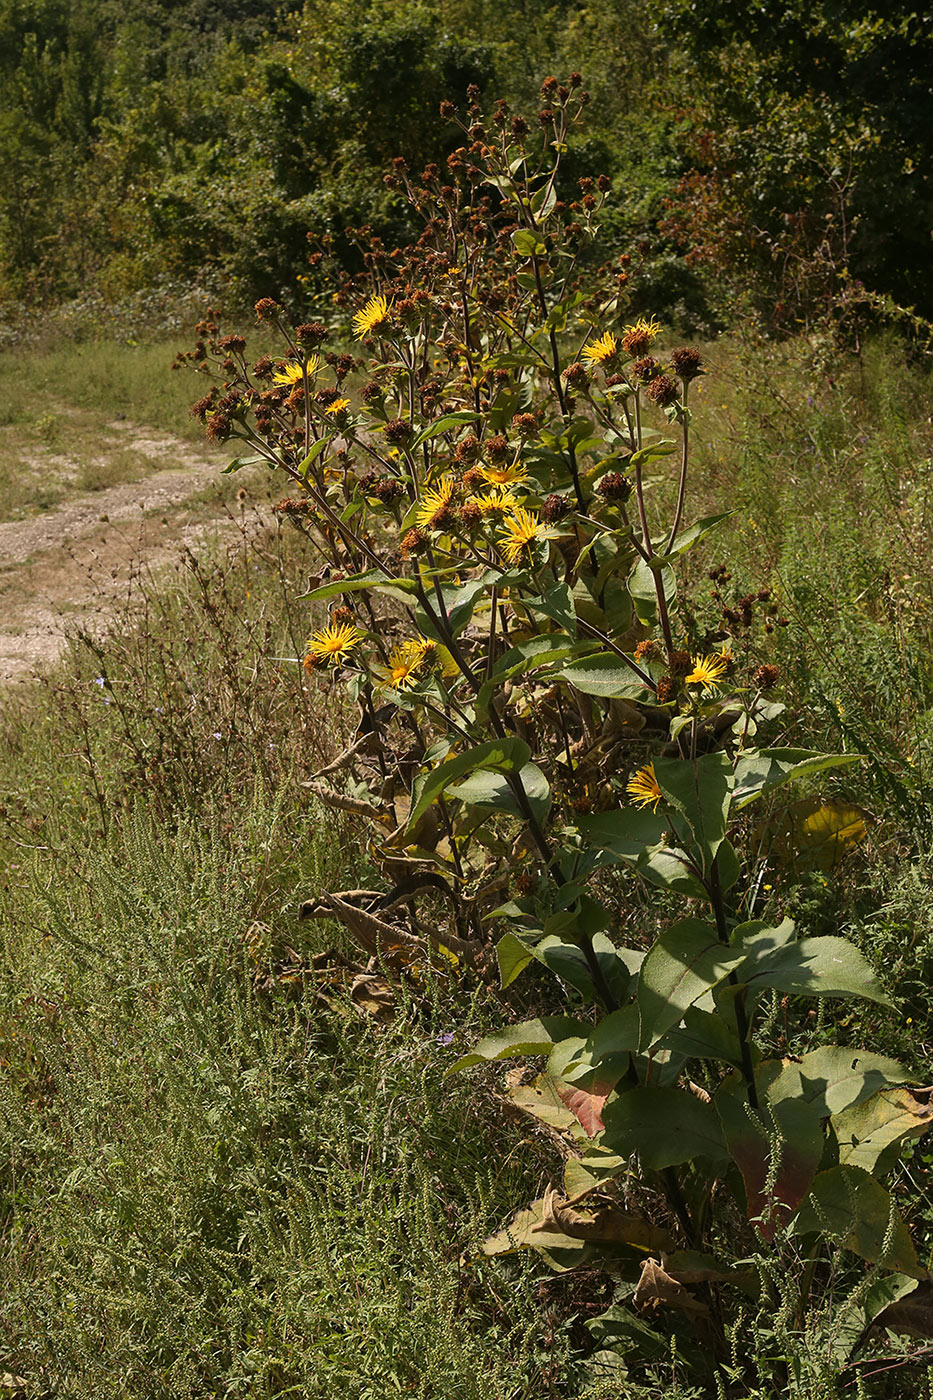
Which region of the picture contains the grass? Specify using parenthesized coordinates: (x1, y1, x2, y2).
(2, 329, 933, 1396)
(0, 340, 223, 522)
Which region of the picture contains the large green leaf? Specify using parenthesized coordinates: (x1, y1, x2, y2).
(578, 808, 668, 863)
(637, 918, 742, 1050)
(449, 761, 551, 823)
(525, 582, 578, 636)
(406, 738, 530, 830)
(653, 753, 734, 870)
(833, 1088, 933, 1175)
(737, 934, 893, 1008)
(557, 652, 651, 699)
(792, 1166, 923, 1276)
(300, 568, 417, 602)
(716, 1089, 824, 1242)
(409, 411, 480, 448)
(732, 748, 861, 809)
(450, 1016, 592, 1071)
(764, 1047, 911, 1118)
(601, 1086, 728, 1169)
(638, 845, 708, 900)
(533, 932, 633, 1005)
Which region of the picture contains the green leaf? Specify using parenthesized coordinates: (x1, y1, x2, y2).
(737, 934, 894, 1008)
(637, 918, 743, 1050)
(512, 229, 547, 258)
(601, 1086, 728, 1169)
(495, 931, 536, 988)
(300, 568, 417, 602)
(534, 931, 633, 1005)
(653, 753, 734, 870)
(557, 651, 651, 699)
(406, 738, 531, 830)
(764, 1047, 911, 1118)
(829, 1273, 918, 1364)
(450, 1016, 592, 1071)
(638, 846, 708, 900)
(409, 411, 480, 448)
(833, 1088, 933, 1175)
(525, 582, 578, 636)
(449, 761, 551, 823)
(298, 435, 336, 471)
(792, 1166, 923, 1276)
(716, 1089, 825, 1241)
(660, 1005, 743, 1066)
(663, 512, 734, 557)
(578, 808, 667, 863)
(733, 748, 861, 809)
(222, 453, 266, 474)
(628, 555, 676, 627)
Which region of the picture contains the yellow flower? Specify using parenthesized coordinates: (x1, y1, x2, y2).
(479, 462, 530, 488)
(498, 506, 545, 564)
(627, 762, 663, 811)
(476, 487, 520, 516)
(324, 397, 351, 416)
(684, 652, 729, 693)
(273, 356, 320, 386)
(304, 622, 364, 666)
(353, 294, 391, 338)
(415, 475, 459, 530)
(374, 638, 433, 691)
(582, 331, 618, 366)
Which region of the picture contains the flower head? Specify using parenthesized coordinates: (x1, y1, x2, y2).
(479, 461, 530, 488)
(627, 762, 663, 811)
(273, 356, 320, 386)
(374, 638, 434, 692)
(684, 652, 729, 694)
(415, 475, 459, 530)
(582, 331, 618, 366)
(304, 622, 364, 668)
(622, 316, 662, 357)
(498, 506, 546, 564)
(353, 294, 391, 338)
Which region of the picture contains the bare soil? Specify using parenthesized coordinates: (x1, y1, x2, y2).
(0, 425, 245, 683)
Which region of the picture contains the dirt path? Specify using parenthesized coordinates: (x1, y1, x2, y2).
(0, 427, 246, 683)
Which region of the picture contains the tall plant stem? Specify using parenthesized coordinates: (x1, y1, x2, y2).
(708, 854, 759, 1111)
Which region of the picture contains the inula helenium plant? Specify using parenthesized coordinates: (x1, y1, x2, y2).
(180, 78, 930, 1391)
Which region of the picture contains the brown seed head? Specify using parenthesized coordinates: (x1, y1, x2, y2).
(646, 375, 679, 408)
(670, 347, 703, 381)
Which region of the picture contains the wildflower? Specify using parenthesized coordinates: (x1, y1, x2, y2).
(622, 316, 662, 357)
(374, 638, 433, 691)
(353, 294, 391, 338)
(499, 506, 546, 564)
(685, 652, 729, 694)
(324, 397, 351, 416)
(304, 622, 364, 667)
(596, 471, 631, 504)
(479, 461, 530, 488)
(416, 476, 459, 530)
(646, 375, 679, 408)
(753, 664, 780, 691)
(273, 357, 320, 387)
(541, 493, 571, 523)
(477, 487, 520, 516)
(582, 331, 618, 367)
(627, 763, 664, 811)
(670, 347, 703, 381)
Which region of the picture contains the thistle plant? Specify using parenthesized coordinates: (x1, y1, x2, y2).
(180, 78, 930, 1386)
